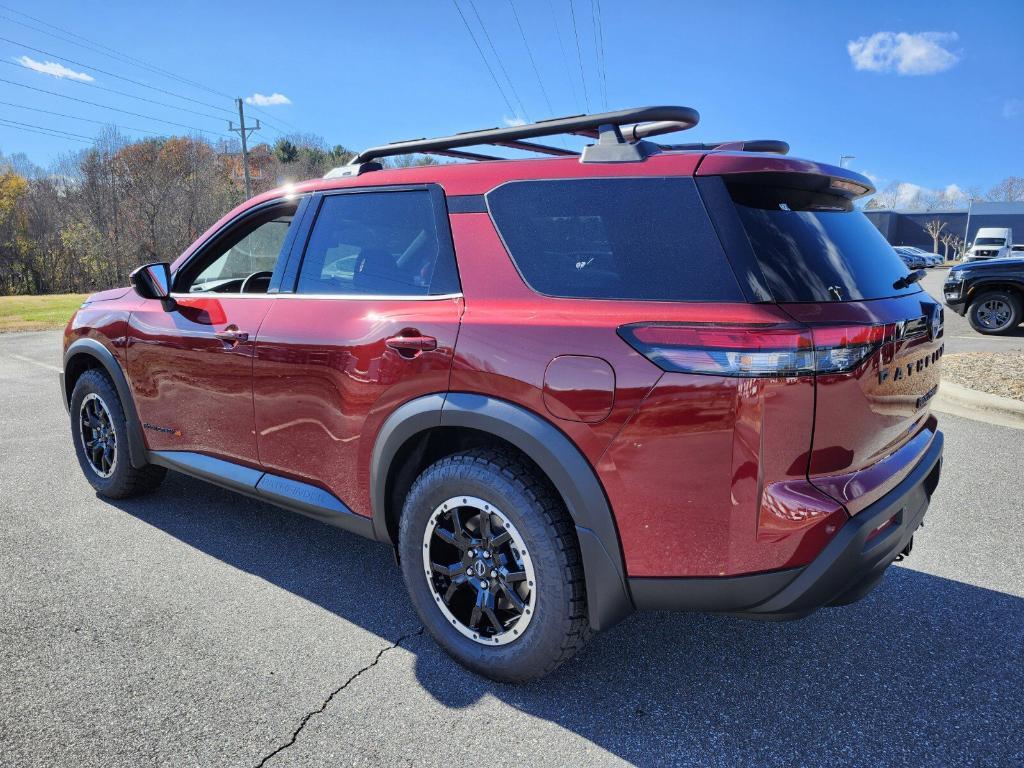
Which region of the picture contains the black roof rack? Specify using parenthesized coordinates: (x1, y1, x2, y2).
(324, 106, 789, 178)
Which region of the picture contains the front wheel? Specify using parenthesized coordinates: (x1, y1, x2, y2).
(70, 369, 166, 498)
(398, 448, 591, 682)
(968, 290, 1022, 335)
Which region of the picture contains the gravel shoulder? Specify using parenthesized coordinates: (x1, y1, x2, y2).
(943, 352, 1024, 402)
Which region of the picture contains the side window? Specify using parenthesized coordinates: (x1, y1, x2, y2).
(486, 177, 743, 302)
(296, 190, 457, 296)
(175, 204, 297, 294)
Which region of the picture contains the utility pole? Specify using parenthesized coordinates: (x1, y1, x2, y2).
(839, 154, 855, 169)
(229, 98, 261, 198)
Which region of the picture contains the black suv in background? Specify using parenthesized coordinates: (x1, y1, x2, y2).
(944, 258, 1024, 334)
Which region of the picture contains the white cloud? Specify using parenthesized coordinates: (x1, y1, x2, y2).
(868, 180, 966, 210)
(847, 32, 959, 75)
(1003, 98, 1024, 119)
(17, 55, 93, 82)
(944, 183, 965, 201)
(502, 116, 527, 127)
(244, 92, 291, 106)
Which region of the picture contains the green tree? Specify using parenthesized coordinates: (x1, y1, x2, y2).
(273, 139, 299, 164)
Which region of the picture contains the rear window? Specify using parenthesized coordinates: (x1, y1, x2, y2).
(734, 202, 919, 303)
(486, 177, 743, 302)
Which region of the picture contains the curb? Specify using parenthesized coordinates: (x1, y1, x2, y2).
(933, 380, 1024, 431)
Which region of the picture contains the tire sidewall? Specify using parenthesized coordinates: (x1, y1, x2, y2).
(70, 370, 132, 496)
(398, 457, 575, 679)
(969, 291, 1022, 335)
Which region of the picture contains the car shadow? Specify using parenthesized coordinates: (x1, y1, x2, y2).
(114, 472, 1024, 766)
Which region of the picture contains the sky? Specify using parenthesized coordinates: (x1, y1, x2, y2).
(1, 0, 1022, 201)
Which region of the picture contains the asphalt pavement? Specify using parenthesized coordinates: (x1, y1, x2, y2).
(2, 330, 1022, 767)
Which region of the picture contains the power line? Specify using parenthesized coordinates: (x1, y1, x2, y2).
(508, 0, 554, 117)
(0, 98, 166, 136)
(468, 0, 530, 122)
(547, 0, 582, 112)
(591, 0, 608, 109)
(0, 116, 93, 143)
(0, 35, 236, 115)
(0, 76, 232, 137)
(246, 104, 302, 134)
(0, 59, 230, 122)
(451, 0, 517, 118)
(0, 5, 308, 145)
(0, 4, 234, 100)
(567, 0, 590, 112)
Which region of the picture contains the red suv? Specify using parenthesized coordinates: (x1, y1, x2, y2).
(62, 107, 944, 681)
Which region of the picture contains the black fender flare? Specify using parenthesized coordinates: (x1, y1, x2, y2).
(63, 338, 149, 469)
(967, 278, 1024, 301)
(371, 392, 634, 631)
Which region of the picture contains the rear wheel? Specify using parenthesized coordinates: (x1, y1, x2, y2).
(398, 448, 591, 682)
(70, 369, 166, 498)
(968, 290, 1022, 334)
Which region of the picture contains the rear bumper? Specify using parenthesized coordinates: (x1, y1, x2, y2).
(630, 430, 943, 616)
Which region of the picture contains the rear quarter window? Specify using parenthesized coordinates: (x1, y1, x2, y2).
(486, 177, 743, 302)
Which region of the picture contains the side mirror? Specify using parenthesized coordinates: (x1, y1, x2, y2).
(130, 262, 176, 310)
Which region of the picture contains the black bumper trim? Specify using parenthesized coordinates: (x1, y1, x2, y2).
(630, 431, 943, 615)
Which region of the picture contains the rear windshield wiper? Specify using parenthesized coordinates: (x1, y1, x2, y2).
(893, 269, 926, 290)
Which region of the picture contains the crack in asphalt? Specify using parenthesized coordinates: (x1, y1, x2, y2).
(254, 626, 424, 767)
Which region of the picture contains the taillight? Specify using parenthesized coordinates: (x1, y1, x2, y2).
(810, 323, 894, 374)
(618, 322, 894, 378)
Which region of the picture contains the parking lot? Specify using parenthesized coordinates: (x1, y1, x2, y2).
(920, 268, 1024, 354)
(2, 329, 1023, 767)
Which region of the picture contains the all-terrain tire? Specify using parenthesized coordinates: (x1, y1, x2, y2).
(398, 447, 592, 682)
(70, 369, 166, 498)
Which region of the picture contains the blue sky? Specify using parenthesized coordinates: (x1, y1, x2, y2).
(1, 0, 1021, 199)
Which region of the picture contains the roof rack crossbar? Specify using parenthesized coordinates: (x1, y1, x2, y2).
(662, 139, 790, 155)
(490, 139, 578, 157)
(348, 106, 699, 165)
(429, 148, 503, 162)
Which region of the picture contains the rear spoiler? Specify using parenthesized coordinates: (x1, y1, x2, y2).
(696, 153, 875, 200)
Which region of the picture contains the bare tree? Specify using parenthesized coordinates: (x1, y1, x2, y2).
(924, 219, 947, 254)
(939, 231, 956, 262)
(985, 176, 1024, 202)
(865, 181, 903, 210)
(948, 234, 965, 260)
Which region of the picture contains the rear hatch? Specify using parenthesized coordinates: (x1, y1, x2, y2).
(698, 157, 944, 514)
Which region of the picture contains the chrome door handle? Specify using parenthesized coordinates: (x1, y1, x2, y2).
(214, 329, 249, 343)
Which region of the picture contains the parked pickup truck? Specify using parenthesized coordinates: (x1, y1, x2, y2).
(944, 257, 1024, 334)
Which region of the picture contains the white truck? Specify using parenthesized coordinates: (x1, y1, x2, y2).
(967, 227, 1014, 261)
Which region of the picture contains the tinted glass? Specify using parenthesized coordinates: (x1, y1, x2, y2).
(735, 205, 920, 302)
(189, 218, 292, 292)
(486, 178, 743, 302)
(297, 190, 454, 296)
(976, 237, 1006, 246)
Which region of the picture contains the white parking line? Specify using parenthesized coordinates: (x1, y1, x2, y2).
(9, 354, 62, 373)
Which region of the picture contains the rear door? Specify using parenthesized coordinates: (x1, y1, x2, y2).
(699, 171, 944, 514)
(252, 185, 462, 517)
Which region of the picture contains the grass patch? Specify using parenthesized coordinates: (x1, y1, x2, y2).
(0, 293, 88, 333)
